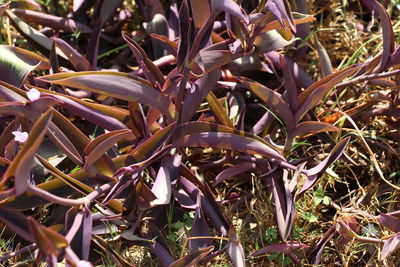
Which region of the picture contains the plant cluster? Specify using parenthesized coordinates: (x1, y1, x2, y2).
(0, 0, 399, 266)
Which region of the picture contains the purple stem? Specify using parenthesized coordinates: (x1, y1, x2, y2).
(29, 185, 86, 206)
(0, 243, 37, 262)
(337, 69, 400, 89)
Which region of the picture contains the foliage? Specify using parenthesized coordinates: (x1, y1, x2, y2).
(0, 0, 399, 266)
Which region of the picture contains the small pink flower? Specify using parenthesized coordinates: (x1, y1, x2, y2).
(26, 88, 40, 102)
(12, 131, 28, 143)
(77, 260, 92, 267)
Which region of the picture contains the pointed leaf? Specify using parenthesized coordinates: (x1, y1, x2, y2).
(170, 246, 214, 267)
(5, 9, 68, 60)
(150, 153, 182, 206)
(289, 121, 339, 139)
(52, 37, 90, 71)
(206, 92, 234, 128)
(214, 162, 256, 186)
(65, 207, 92, 260)
(296, 66, 360, 122)
(240, 78, 295, 130)
(174, 132, 284, 160)
(211, 0, 248, 23)
(84, 129, 133, 172)
(307, 226, 335, 264)
(33, 87, 130, 132)
(125, 122, 176, 164)
(189, 193, 211, 252)
(227, 228, 245, 267)
(28, 217, 68, 257)
(39, 72, 176, 120)
(3, 109, 53, 195)
(300, 137, 351, 195)
(123, 34, 165, 86)
(177, 0, 190, 69)
(375, 2, 395, 72)
(382, 233, 400, 260)
(0, 207, 34, 242)
(99, 0, 123, 24)
(0, 45, 49, 87)
(378, 213, 400, 232)
(179, 176, 229, 236)
(12, 8, 92, 33)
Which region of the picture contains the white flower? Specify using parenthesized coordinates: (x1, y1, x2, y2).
(12, 131, 28, 143)
(26, 88, 40, 102)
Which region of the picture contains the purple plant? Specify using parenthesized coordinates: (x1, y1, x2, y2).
(0, 0, 399, 265)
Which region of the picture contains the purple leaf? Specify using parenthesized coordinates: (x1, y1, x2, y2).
(181, 70, 221, 122)
(4, 109, 53, 195)
(170, 246, 214, 267)
(174, 132, 285, 161)
(378, 213, 400, 232)
(5, 10, 69, 62)
(264, 0, 295, 32)
(279, 55, 300, 113)
(189, 193, 211, 252)
(177, 0, 190, 70)
(271, 169, 295, 241)
(37, 89, 129, 132)
(254, 31, 293, 54)
(0, 207, 34, 242)
(214, 162, 256, 186)
(150, 153, 182, 206)
(51, 37, 90, 71)
(195, 49, 240, 74)
(39, 72, 176, 120)
(47, 120, 84, 166)
(299, 137, 351, 195)
(173, 188, 197, 209)
(86, 19, 101, 70)
(151, 241, 175, 266)
(211, 0, 248, 24)
(374, 2, 394, 72)
(65, 207, 92, 260)
(296, 66, 360, 122)
(123, 34, 165, 87)
(252, 241, 308, 256)
(12, 8, 92, 33)
(83, 129, 133, 173)
(125, 122, 176, 164)
(382, 233, 400, 260)
(98, 0, 123, 25)
(284, 55, 314, 89)
(26, 88, 40, 102)
(227, 227, 246, 267)
(179, 176, 229, 236)
(307, 226, 335, 264)
(240, 77, 295, 131)
(289, 121, 339, 139)
(336, 220, 357, 240)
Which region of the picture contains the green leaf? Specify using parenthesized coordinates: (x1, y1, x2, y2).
(322, 196, 331, 205)
(302, 212, 318, 223)
(313, 186, 324, 206)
